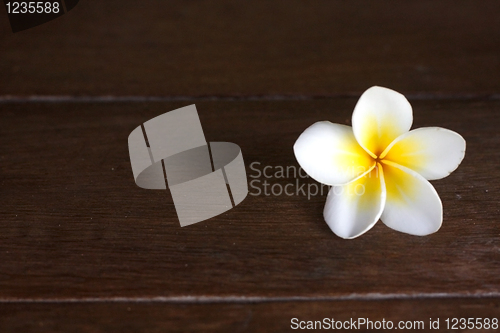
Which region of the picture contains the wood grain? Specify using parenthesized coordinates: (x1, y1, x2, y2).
(1, 298, 499, 332)
(1, 0, 499, 96)
(1, 98, 498, 300)
(2, 1, 500, 329)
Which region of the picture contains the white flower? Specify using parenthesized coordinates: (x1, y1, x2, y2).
(294, 86, 466, 239)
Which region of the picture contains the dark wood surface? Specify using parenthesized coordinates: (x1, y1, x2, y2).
(1, 0, 500, 332)
(1, 0, 500, 96)
(1, 298, 499, 333)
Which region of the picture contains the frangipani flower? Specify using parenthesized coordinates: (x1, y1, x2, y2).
(294, 86, 466, 239)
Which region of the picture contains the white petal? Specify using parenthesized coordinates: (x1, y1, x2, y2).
(352, 86, 413, 157)
(380, 161, 442, 236)
(324, 164, 386, 239)
(381, 127, 466, 180)
(294, 122, 374, 185)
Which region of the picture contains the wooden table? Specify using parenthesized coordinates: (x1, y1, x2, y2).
(1, 1, 499, 331)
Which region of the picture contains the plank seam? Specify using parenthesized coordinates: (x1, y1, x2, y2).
(0, 94, 499, 103)
(0, 292, 499, 304)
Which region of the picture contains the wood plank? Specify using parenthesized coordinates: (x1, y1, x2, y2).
(1, 1, 500, 96)
(0, 98, 498, 300)
(0, 298, 499, 332)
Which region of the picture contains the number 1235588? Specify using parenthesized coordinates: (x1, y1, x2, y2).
(5, 2, 60, 14)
